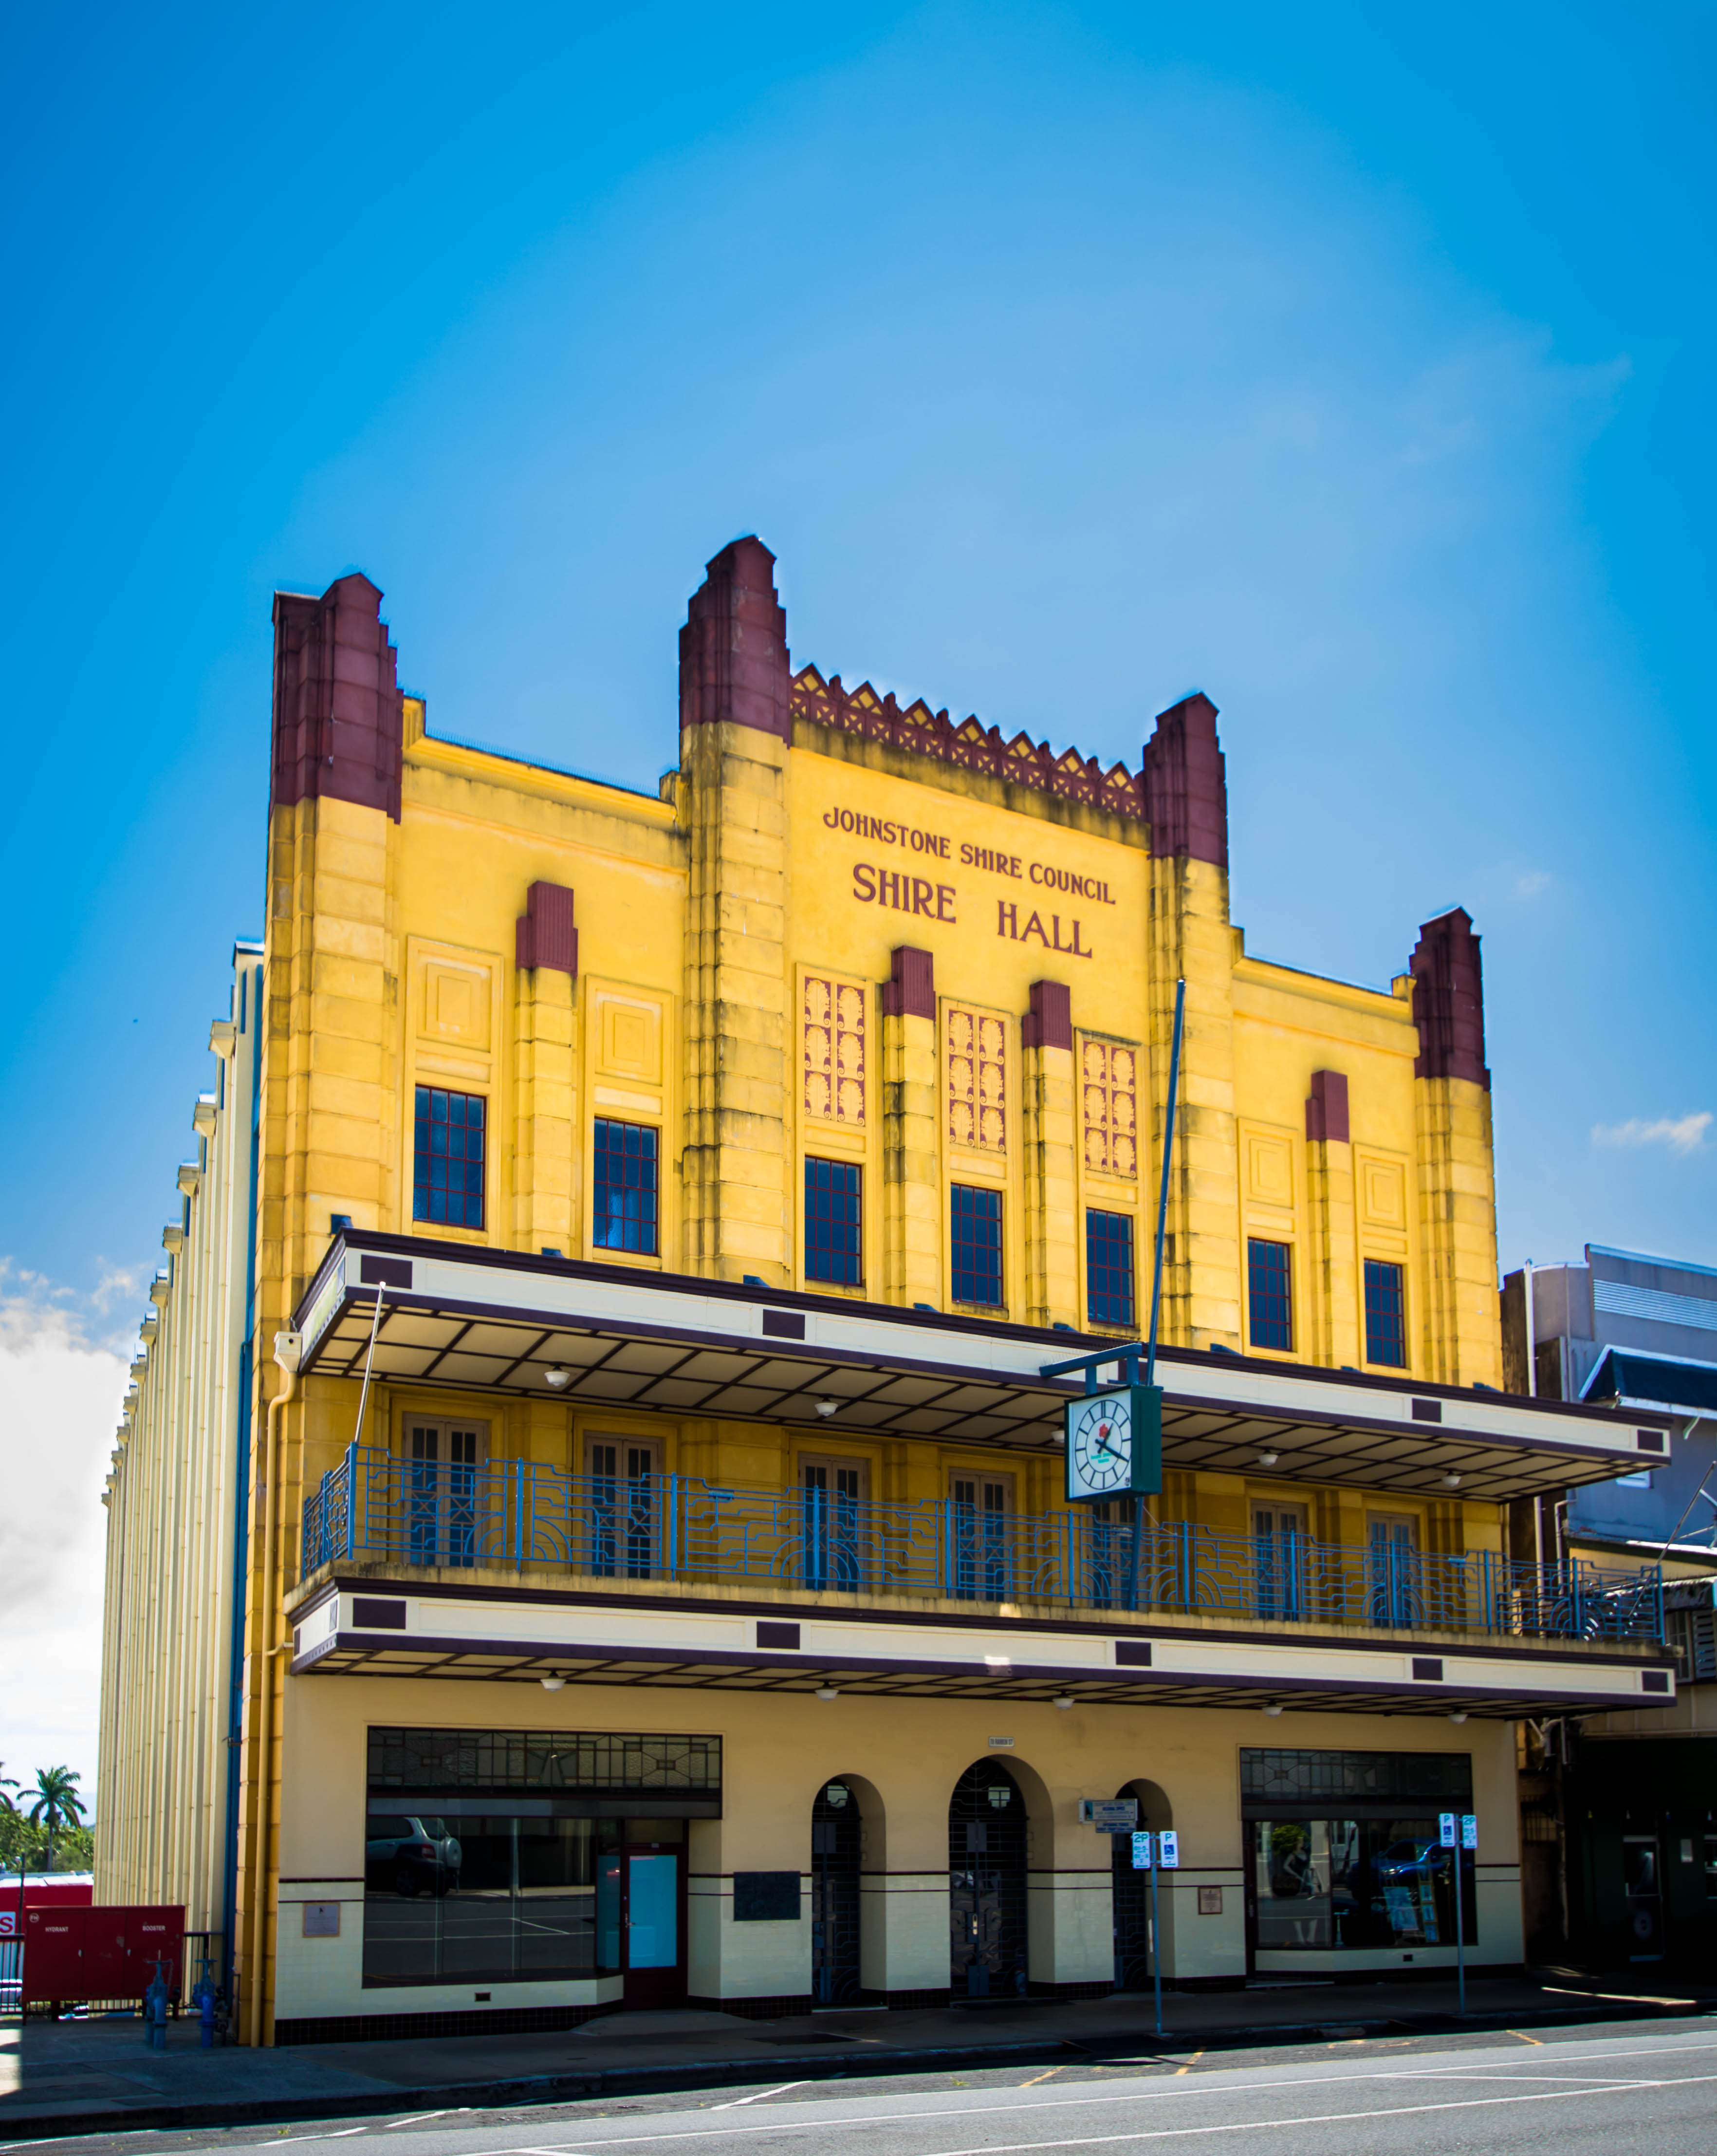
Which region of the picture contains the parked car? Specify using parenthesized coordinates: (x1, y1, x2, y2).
(365, 1815, 462, 1896)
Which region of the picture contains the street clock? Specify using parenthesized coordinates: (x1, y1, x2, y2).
(1064, 1384, 1163, 1502)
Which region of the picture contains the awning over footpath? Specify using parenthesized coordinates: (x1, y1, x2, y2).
(294, 1232, 1672, 1505)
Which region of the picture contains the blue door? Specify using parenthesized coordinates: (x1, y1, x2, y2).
(624, 1851, 683, 2005)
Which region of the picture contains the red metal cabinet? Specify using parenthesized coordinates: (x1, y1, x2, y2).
(20, 1904, 184, 2005)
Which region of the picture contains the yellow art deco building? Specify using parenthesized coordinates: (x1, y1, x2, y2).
(98, 539, 1675, 2042)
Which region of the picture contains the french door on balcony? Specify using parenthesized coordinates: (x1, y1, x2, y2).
(585, 1437, 659, 1578)
(949, 1472, 1014, 1601)
(1254, 1503, 1308, 1620)
(802, 1456, 868, 1591)
(406, 1419, 487, 1566)
(1367, 1514, 1422, 1626)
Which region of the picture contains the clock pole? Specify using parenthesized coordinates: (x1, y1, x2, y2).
(1137, 978, 1185, 1612)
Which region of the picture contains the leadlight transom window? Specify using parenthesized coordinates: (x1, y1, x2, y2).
(367, 1728, 721, 1792)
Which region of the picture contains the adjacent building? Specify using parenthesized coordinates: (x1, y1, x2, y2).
(1501, 1246, 1717, 1969)
(98, 539, 1674, 2042)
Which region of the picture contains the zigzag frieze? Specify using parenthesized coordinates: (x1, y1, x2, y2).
(790, 666, 1145, 821)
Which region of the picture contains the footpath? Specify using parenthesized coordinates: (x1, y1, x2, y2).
(3, 1971, 1713, 2143)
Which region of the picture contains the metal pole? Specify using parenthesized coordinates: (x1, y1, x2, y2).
(1145, 978, 1186, 1395)
(1136, 979, 1186, 1617)
(1150, 1853, 1164, 2040)
(1455, 1841, 1466, 2016)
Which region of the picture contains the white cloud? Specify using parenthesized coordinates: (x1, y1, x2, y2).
(0, 1263, 128, 1799)
(1514, 870, 1552, 898)
(1591, 1112, 1713, 1156)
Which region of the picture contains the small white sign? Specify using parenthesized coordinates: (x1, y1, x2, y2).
(1082, 1798, 1140, 1832)
(987, 1735, 1015, 1749)
(1131, 1830, 1153, 1870)
(1439, 1812, 1458, 1847)
(1461, 1813, 1478, 1851)
(1158, 1829, 1180, 1868)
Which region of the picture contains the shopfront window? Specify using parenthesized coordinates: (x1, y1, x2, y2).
(362, 1729, 718, 1989)
(1250, 1817, 1475, 1950)
(1243, 1749, 1476, 1956)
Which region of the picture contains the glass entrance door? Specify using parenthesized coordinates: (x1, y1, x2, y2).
(621, 1848, 683, 2006)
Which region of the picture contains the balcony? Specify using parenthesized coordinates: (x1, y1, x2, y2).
(302, 1445, 1664, 1649)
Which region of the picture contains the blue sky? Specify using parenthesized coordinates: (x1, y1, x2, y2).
(3, 0, 1714, 1316)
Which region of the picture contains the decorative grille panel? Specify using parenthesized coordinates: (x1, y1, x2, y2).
(1082, 1039, 1138, 1177)
(948, 1006, 1007, 1152)
(804, 975, 867, 1126)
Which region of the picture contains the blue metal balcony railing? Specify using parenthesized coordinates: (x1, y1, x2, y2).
(300, 1446, 1666, 1646)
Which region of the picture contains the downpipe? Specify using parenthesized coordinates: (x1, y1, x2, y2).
(245, 1330, 300, 2048)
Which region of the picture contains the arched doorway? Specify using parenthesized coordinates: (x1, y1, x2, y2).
(810, 1777, 864, 2006)
(1110, 1779, 1171, 1992)
(949, 1760, 1028, 1998)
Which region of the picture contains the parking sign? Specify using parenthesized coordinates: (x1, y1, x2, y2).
(1439, 1812, 1457, 1847)
(1158, 1829, 1180, 1868)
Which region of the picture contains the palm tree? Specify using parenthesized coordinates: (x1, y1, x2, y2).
(0, 1764, 19, 1814)
(28, 1767, 86, 1873)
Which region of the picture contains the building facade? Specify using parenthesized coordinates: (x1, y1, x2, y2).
(99, 539, 1674, 2041)
(1501, 1247, 1717, 1970)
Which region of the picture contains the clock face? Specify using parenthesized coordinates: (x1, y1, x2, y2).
(1067, 1388, 1133, 1499)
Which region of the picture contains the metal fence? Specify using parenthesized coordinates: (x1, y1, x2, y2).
(302, 1446, 1665, 1645)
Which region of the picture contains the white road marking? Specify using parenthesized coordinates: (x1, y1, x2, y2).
(387, 2114, 466, 2129)
(448, 2034, 1717, 2152)
(609, 2073, 1717, 2156)
(711, 2085, 812, 2112)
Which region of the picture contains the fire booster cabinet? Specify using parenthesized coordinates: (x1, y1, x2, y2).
(20, 1905, 185, 2007)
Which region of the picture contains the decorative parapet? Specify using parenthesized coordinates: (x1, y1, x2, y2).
(790, 666, 1145, 823)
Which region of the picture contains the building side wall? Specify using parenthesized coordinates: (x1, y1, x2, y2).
(96, 951, 260, 1930)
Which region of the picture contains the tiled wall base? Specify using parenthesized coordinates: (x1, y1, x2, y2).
(687, 1993, 815, 2019)
(275, 2000, 609, 2045)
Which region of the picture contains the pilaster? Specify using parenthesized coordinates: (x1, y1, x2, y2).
(1021, 981, 1079, 1328)
(513, 882, 578, 1254)
(1305, 1069, 1359, 1367)
(678, 540, 793, 1283)
(1408, 910, 1502, 1386)
(1143, 693, 1240, 1351)
(880, 947, 941, 1308)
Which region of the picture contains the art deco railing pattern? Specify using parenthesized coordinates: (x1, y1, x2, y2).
(301, 1447, 1665, 1645)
